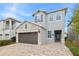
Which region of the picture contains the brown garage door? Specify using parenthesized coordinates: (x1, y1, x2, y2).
(18, 32, 38, 44)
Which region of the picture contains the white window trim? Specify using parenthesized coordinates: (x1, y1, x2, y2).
(41, 15, 43, 22)
(48, 31, 52, 38)
(49, 14, 53, 21)
(56, 13, 61, 20)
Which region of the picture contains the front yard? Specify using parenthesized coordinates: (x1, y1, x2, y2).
(65, 39, 79, 56)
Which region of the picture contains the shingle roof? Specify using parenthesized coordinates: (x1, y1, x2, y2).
(0, 17, 21, 23)
(32, 10, 47, 16)
(47, 8, 67, 15)
(32, 8, 67, 16)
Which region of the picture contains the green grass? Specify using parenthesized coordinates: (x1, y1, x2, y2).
(0, 40, 15, 47)
(65, 39, 79, 56)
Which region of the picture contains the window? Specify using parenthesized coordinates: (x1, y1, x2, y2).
(0, 34, 2, 36)
(5, 21, 9, 30)
(12, 21, 15, 30)
(50, 14, 53, 21)
(0, 34, 2, 38)
(41, 15, 43, 22)
(38, 19, 40, 22)
(25, 24, 27, 29)
(5, 34, 9, 36)
(56, 15, 61, 20)
(35, 16, 37, 23)
(48, 31, 52, 38)
(5, 34, 9, 39)
(35, 15, 43, 22)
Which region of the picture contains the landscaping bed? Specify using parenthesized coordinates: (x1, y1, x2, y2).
(65, 39, 79, 56)
(0, 40, 15, 46)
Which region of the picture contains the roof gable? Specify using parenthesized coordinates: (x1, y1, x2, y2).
(47, 8, 67, 15)
(16, 21, 46, 30)
(0, 17, 21, 23)
(5, 18, 21, 23)
(32, 8, 67, 16)
(32, 10, 47, 16)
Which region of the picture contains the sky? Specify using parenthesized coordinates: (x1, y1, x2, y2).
(0, 3, 77, 32)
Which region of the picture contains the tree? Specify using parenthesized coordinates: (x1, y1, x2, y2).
(72, 9, 79, 34)
(71, 9, 79, 40)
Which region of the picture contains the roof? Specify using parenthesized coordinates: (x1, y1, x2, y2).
(47, 8, 67, 15)
(16, 21, 46, 30)
(0, 20, 4, 22)
(0, 17, 21, 23)
(32, 8, 67, 16)
(32, 10, 47, 16)
(67, 19, 73, 27)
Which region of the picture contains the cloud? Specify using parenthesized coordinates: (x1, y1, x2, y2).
(5, 4, 31, 18)
(5, 4, 17, 12)
(0, 4, 32, 20)
(9, 6, 16, 11)
(19, 12, 31, 17)
(0, 13, 17, 19)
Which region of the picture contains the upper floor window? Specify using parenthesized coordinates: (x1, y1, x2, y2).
(49, 14, 53, 21)
(25, 24, 27, 29)
(56, 14, 61, 20)
(48, 31, 52, 38)
(12, 22, 14, 30)
(5, 21, 9, 30)
(41, 15, 43, 22)
(35, 15, 43, 22)
(35, 16, 37, 23)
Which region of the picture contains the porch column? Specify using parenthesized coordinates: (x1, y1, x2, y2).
(9, 20, 12, 30)
(2, 21, 5, 40)
(9, 20, 12, 39)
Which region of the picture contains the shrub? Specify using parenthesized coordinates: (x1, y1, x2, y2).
(74, 40, 79, 47)
(65, 37, 67, 40)
(65, 39, 79, 56)
(11, 36, 16, 42)
(0, 40, 15, 46)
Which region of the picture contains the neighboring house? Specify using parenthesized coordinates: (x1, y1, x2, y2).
(67, 22, 75, 40)
(0, 18, 21, 40)
(16, 8, 67, 45)
(67, 20, 79, 40)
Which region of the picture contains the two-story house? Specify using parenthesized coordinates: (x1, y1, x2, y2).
(0, 18, 21, 40)
(16, 8, 67, 45)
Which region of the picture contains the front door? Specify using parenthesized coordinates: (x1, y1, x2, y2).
(54, 30, 62, 42)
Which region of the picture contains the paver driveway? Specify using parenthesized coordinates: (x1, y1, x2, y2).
(0, 43, 72, 56)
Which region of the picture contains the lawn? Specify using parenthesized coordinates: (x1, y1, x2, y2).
(65, 39, 79, 56)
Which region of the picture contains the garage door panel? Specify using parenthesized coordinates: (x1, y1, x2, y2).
(18, 32, 38, 44)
